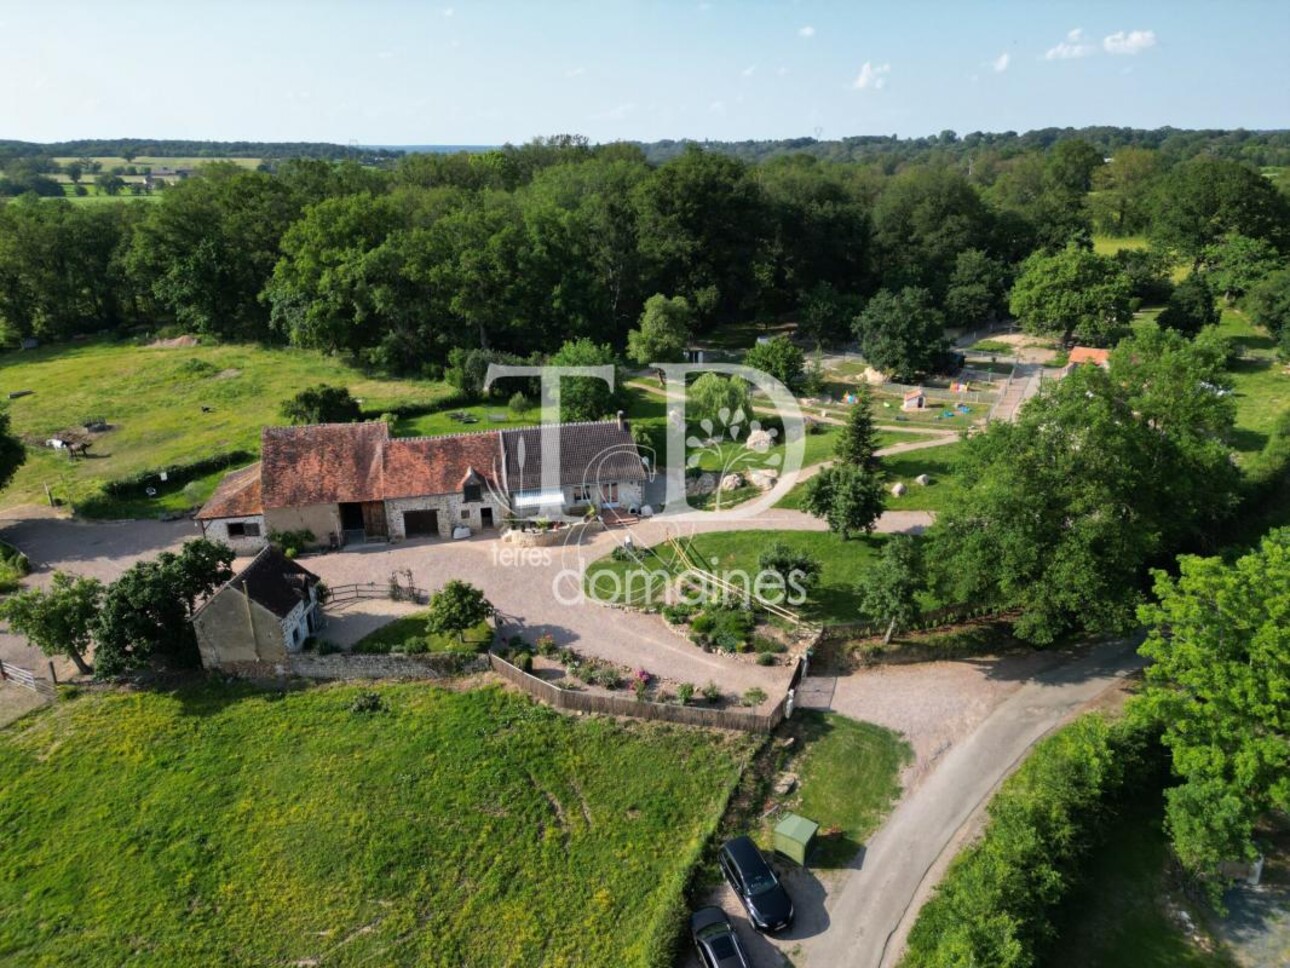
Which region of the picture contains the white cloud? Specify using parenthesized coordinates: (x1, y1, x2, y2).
(798, 25, 815, 38)
(1045, 28, 1096, 60)
(741, 65, 756, 77)
(992, 51, 1010, 73)
(1103, 29, 1156, 54)
(565, 66, 585, 78)
(853, 61, 891, 90)
(441, 6, 454, 16)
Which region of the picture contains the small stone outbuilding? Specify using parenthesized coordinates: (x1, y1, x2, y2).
(192, 547, 323, 673)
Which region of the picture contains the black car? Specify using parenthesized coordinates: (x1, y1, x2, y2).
(717, 836, 794, 933)
(689, 906, 751, 968)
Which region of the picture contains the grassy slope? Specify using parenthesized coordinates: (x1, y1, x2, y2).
(1049, 791, 1236, 968)
(1212, 309, 1290, 459)
(776, 441, 964, 513)
(778, 711, 912, 867)
(0, 683, 752, 967)
(0, 338, 452, 512)
(349, 615, 492, 654)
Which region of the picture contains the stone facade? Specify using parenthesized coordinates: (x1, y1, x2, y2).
(193, 586, 290, 669)
(386, 491, 506, 541)
(200, 514, 269, 553)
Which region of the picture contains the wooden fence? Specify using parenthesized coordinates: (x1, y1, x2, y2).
(489, 653, 800, 734)
(326, 582, 429, 606)
(0, 659, 55, 699)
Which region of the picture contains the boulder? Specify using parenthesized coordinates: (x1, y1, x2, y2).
(891, 482, 907, 497)
(720, 472, 745, 492)
(685, 472, 718, 497)
(748, 468, 779, 490)
(914, 473, 930, 486)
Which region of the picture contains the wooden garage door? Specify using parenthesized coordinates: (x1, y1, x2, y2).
(403, 509, 440, 537)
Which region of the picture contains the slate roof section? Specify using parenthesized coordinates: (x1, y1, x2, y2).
(195, 462, 263, 520)
(501, 420, 646, 493)
(196, 546, 318, 620)
(382, 432, 502, 500)
(259, 422, 389, 509)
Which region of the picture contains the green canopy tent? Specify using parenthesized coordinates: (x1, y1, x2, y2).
(773, 812, 819, 867)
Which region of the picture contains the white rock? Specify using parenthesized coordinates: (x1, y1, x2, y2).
(914, 474, 930, 486)
(891, 482, 907, 497)
(748, 468, 780, 490)
(720, 472, 746, 492)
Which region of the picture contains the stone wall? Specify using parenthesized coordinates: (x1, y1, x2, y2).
(386, 492, 505, 540)
(193, 587, 288, 669)
(200, 515, 269, 553)
(289, 652, 488, 680)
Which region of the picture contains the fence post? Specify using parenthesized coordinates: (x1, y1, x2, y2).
(0, 660, 6, 682)
(48, 661, 57, 686)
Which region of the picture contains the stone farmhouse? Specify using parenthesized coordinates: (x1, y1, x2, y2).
(196, 416, 647, 551)
(192, 546, 323, 670)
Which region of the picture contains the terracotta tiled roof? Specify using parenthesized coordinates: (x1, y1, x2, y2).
(259, 422, 389, 509)
(1068, 346, 1111, 367)
(382, 432, 502, 500)
(196, 463, 262, 520)
(501, 421, 646, 493)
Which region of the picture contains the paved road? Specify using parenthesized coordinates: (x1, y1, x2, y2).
(796, 638, 1144, 968)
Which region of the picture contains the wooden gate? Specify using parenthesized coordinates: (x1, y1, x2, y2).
(361, 501, 388, 538)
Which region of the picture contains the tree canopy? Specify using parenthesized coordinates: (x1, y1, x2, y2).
(853, 287, 947, 383)
(800, 464, 886, 540)
(1135, 529, 1290, 888)
(1008, 245, 1132, 345)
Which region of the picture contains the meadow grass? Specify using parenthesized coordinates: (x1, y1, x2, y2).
(0, 682, 752, 967)
(0, 338, 453, 514)
(775, 440, 964, 514)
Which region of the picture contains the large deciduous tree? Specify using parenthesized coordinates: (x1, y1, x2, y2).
(280, 384, 362, 425)
(0, 572, 103, 675)
(687, 373, 750, 426)
(943, 248, 1010, 330)
(930, 329, 1239, 644)
(1008, 244, 1132, 345)
(627, 294, 692, 379)
(93, 539, 234, 677)
(742, 336, 806, 395)
(856, 535, 924, 644)
(548, 338, 619, 422)
(1247, 269, 1290, 352)
(1156, 273, 1219, 338)
(853, 287, 947, 382)
(1135, 529, 1290, 889)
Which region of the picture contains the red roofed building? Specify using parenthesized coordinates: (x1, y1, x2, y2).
(1066, 346, 1111, 369)
(197, 416, 646, 550)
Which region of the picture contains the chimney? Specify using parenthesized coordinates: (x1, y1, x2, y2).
(616, 410, 626, 431)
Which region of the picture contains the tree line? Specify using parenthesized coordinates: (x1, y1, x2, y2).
(2, 134, 1288, 379)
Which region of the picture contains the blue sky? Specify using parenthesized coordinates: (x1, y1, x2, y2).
(1, 1, 1286, 144)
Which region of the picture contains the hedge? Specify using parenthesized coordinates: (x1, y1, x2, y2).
(900, 714, 1159, 968)
(101, 450, 255, 498)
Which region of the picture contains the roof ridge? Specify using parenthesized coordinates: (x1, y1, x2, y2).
(388, 428, 504, 443)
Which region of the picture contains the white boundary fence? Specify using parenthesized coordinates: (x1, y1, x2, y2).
(0, 659, 56, 699)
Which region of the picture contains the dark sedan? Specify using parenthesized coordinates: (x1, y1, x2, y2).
(689, 906, 751, 968)
(717, 836, 794, 933)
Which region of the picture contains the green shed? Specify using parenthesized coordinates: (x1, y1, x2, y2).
(773, 812, 819, 867)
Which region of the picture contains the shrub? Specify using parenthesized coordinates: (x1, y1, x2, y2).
(610, 545, 636, 563)
(676, 682, 696, 705)
(706, 606, 755, 652)
(316, 640, 341, 656)
(753, 635, 787, 655)
(593, 666, 624, 690)
(349, 691, 386, 714)
(633, 678, 650, 702)
(534, 633, 557, 657)
(701, 681, 722, 703)
(508, 391, 533, 416)
(756, 652, 777, 666)
(661, 604, 695, 625)
(690, 612, 716, 636)
(513, 651, 533, 673)
(741, 687, 769, 707)
(268, 528, 314, 557)
(402, 636, 430, 655)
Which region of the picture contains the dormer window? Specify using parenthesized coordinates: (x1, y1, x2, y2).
(460, 466, 485, 504)
(463, 484, 481, 503)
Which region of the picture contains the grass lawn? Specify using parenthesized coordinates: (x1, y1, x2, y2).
(349, 614, 493, 654)
(1092, 235, 1150, 256)
(1048, 790, 1237, 968)
(0, 683, 753, 967)
(0, 338, 453, 514)
(772, 711, 911, 867)
(394, 402, 542, 438)
(776, 440, 964, 514)
(1210, 309, 1290, 459)
(584, 529, 892, 624)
